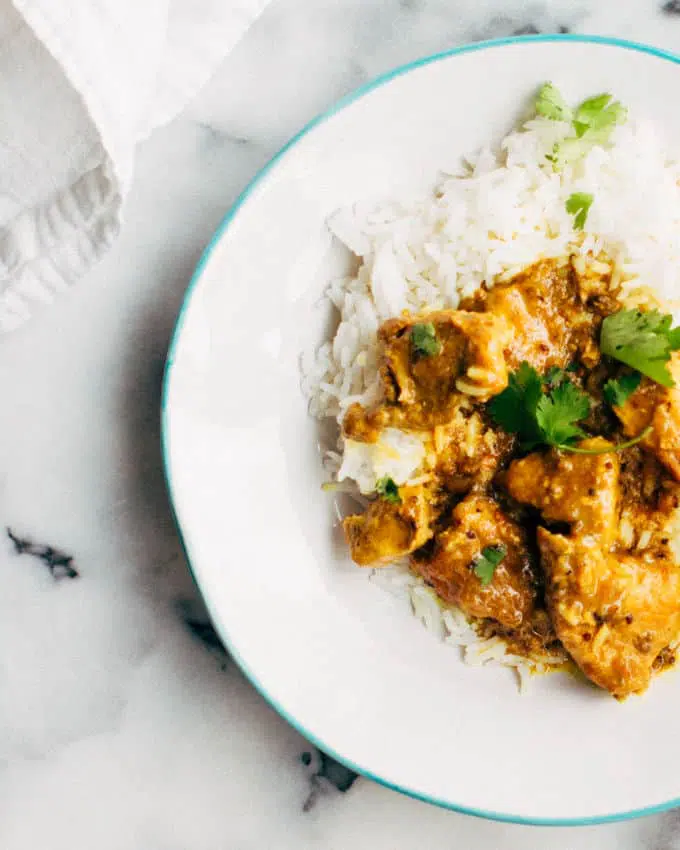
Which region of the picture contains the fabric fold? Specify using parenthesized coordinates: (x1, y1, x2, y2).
(0, 0, 268, 331)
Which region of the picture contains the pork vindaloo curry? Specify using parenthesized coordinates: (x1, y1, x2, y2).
(341, 256, 680, 699)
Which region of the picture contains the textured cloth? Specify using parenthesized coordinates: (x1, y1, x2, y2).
(0, 0, 269, 331)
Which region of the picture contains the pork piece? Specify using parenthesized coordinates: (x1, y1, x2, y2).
(538, 529, 680, 698)
(469, 259, 605, 372)
(505, 438, 620, 545)
(343, 485, 433, 566)
(613, 353, 680, 481)
(343, 310, 511, 441)
(412, 494, 535, 628)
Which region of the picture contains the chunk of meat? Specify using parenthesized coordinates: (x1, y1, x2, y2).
(343, 485, 433, 566)
(447, 311, 513, 400)
(345, 258, 617, 445)
(470, 259, 605, 372)
(509, 439, 680, 696)
(614, 353, 680, 481)
(342, 402, 388, 444)
(380, 310, 511, 405)
(505, 438, 620, 545)
(343, 310, 511, 442)
(412, 495, 535, 628)
(538, 528, 680, 698)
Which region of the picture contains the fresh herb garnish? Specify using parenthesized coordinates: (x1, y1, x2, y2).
(545, 364, 581, 385)
(472, 545, 507, 586)
(557, 426, 652, 455)
(543, 365, 567, 388)
(566, 192, 594, 230)
(489, 362, 590, 452)
(535, 379, 591, 448)
(489, 362, 651, 454)
(603, 372, 642, 407)
(375, 476, 401, 503)
(538, 85, 627, 171)
(600, 309, 680, 388)
(535, 82, 573, 122)
(411, 322, 441, 358)
(572, 93, 627, 139)
(488, 361, 544, 448)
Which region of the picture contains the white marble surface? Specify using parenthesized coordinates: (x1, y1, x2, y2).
(4, 1, 680, 848)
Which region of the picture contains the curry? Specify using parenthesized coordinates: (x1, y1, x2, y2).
(341, 256, 680, 699)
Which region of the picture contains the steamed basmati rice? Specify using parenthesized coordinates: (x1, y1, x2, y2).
(302, 97, 680, 686)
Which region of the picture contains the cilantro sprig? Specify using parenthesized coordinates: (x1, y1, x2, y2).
(603, 372, 641, 407)
(573, 93, 627, 139)
(488, 362, 544, 448)
(488, 362, 590, 452)
(411, 323, 441, 359)
(537, 84, 627, 171)
(489, 362, 649, 455)
(536, 82, 572, 122)
(565, 192, 593, 230)
(472, 545, 507, 586)
(376, 476, 401, 503)
(600, 309, 680, 388)
(543, 365, 567, 388)
(535, 380, 591, 448)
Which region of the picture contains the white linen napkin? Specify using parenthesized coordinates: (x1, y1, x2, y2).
(0, 0, 269, 332)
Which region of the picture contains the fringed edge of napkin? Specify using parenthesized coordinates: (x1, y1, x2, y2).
(0, 161, 120, 331)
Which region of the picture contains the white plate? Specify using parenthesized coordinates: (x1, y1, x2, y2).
(162, 35, 680, 824)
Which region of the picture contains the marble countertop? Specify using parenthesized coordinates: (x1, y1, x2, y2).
(3, 1, 680, 848)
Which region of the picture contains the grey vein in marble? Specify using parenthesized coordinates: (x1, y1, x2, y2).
(6, 528, 78, 580)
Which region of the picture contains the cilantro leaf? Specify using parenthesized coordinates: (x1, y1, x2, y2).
(411, 323, 441, 359)
(472, 545, 507, 586)
(565, 192, 594, 230)
(536, 82, 573, 122)
(603, 372, 642, 407)
(488, 361, 544, 448)
(489, 363, 592, 452)
(535, 381, 591, 448)
(375, 476, 401, 503)
(546, 91, 627, 171)
(489, 363, 650, 455)
(543, 365, 567, 388)
(548, 137, 590, 171)
(573, 93, 627, 138)
(600, 309, 680, 388)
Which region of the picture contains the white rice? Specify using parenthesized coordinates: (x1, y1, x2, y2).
(302, 99, 680, 685)
(337, 428, 426, 495)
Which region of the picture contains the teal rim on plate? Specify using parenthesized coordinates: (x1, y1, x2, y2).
(161, 34, 680, 826)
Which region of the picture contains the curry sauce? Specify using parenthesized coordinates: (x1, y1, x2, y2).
(341, 256, 680, 699)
